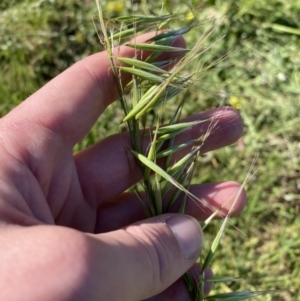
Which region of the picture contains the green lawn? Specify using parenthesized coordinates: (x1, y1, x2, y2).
(1, 0, 299, 300)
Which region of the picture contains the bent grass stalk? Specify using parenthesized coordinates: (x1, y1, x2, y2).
(95, 1, 270, 300)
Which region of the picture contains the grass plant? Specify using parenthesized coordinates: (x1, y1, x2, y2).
(1, 0, 299, 300)
(95, 1, 272, 300)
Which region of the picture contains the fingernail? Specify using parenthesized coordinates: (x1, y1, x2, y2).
(166, 215, 203, 259)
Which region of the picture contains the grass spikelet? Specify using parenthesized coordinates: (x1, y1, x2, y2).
(117, 57, 170, 74)
(126, 42, 189, 52)
(120, 66, 167, 83)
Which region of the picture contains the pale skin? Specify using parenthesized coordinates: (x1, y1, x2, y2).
(0, 34, 246, 301)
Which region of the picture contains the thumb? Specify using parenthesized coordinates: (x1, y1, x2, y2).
(88, 213, 203, 301)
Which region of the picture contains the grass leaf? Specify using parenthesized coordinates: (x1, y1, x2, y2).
(155, 120, 208, 134)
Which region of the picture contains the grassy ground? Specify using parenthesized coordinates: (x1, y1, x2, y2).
(1, 0, 299, 300)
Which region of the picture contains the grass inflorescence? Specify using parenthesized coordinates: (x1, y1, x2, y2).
(95, 0, 211, 217)
(95, 1, 268, 300)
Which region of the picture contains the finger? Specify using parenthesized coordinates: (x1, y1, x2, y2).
(90, 214, 203, 301)
(2, 216, 202, 301)
(95, 181, 246, 233)
(75, 107, 243, 205)
(6, 33, 185, 147)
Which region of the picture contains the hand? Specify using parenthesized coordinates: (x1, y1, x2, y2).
(0, 34, 246, 301)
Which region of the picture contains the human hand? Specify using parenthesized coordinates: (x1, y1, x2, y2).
(0, 34, 246, 301)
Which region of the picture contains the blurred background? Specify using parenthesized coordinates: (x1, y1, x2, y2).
(1, 0, 299, 299)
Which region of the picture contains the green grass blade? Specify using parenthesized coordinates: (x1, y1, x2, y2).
(126, 42, 189, 52)
(205, 276, 241, 283)
(263, 22, 300, 36)
(167, 147, 199, 175)
(206, 291, 267, 300)
(109, 27, 138, 41)
(131, 150, 186, 190)
(133, 187, 152, 218)
(154, 173, 163, 215)
(130, 46, 198, 120)
(156, 128, 187, 143)
(202, 206, 223, 229)
(120, 67, 166, 84)
(134, 83, 183, 120)
(135, 78, 193, 122)
(130, 150, 201, 201)
(161, 157, 193, 197)
(156, 141, 194, 158)
(145, 120, 160, 180)
(134, 86, 166, 120)
(117, 57, 170, 74)
(151, 35, 183, 48)
(147, 127, 158, 162)
(115, 14, 171, 23)
(202, 216, 228, 271)
(177, 164, 194, 214)
(122, 85, 160, 122)
(148, 26, 192, 42)
(132, 75, 139, 107)
(156, 120, 207, 134)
